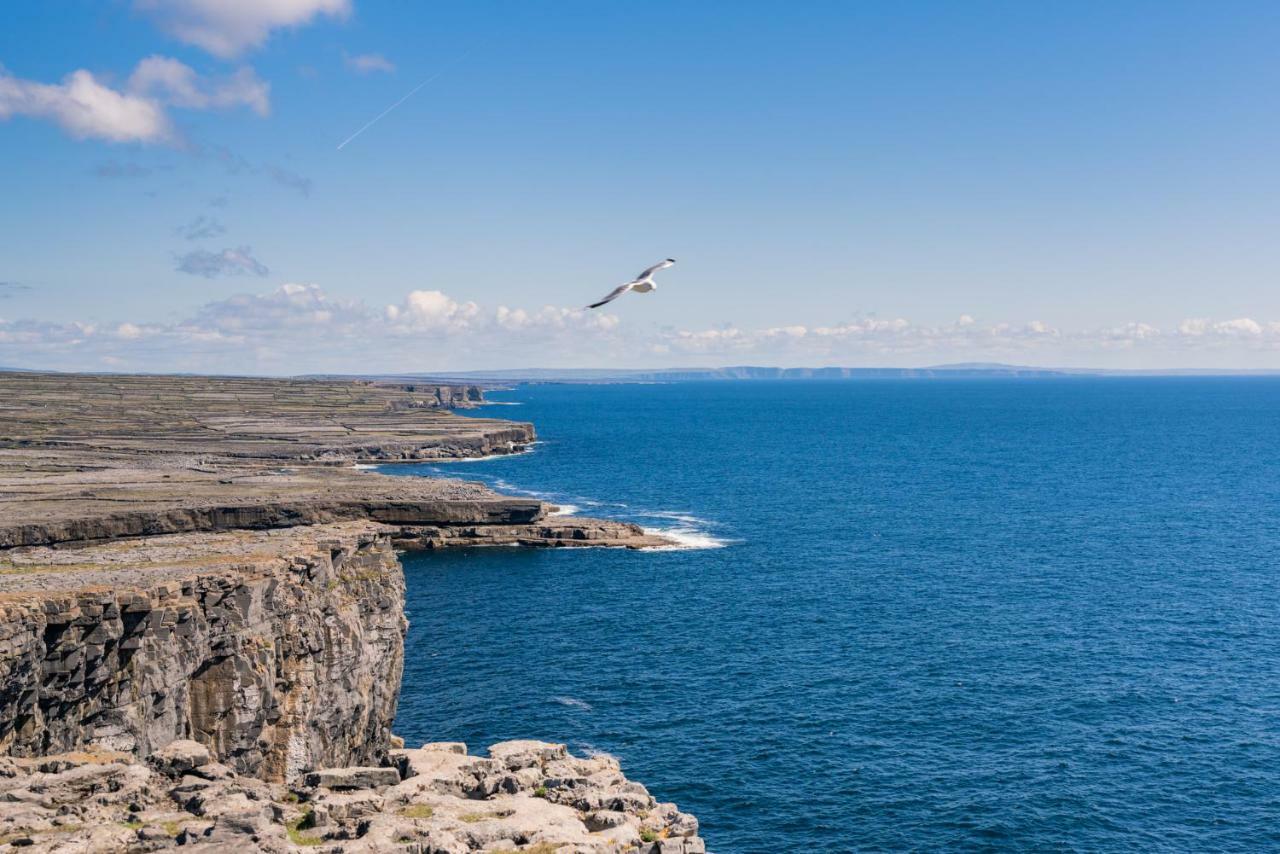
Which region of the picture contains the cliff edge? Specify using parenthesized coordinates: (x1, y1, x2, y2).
(0, 372, 697, 853)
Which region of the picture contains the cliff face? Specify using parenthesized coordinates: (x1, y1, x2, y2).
(0, 525, 405, 783)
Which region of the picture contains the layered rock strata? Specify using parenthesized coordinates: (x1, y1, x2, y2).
(0, 523, 405, 783)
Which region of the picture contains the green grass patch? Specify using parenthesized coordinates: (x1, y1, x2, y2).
(286, 809, 323, 846)
(458, 809, 513, 824)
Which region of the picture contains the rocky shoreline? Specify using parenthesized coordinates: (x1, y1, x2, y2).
(0, 372, 698, 852)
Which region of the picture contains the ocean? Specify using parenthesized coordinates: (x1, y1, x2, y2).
(385, 379, 1280, 852)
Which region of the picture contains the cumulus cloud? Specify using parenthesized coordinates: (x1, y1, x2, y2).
(344, 52, 395, 74)
(1, 57, 269, 144)
(175, 246, 269, 277)
(176, 215, 226, 240)
(188, 282, 357, 333)
(494, 305, 621, 335)
(0, 69, 171, 143)
(128, 56, 270, 116)
(1177, 317, 1264, 337)
(137, 0, 352, 58)
(385, 290, 480, 332)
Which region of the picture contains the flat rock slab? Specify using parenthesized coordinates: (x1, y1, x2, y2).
(306, 766, 402, 790)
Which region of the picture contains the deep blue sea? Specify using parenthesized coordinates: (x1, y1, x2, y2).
(386, 379, 1280, 853)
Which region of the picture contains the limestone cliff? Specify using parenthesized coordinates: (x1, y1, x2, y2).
(0, 525, 405, 783)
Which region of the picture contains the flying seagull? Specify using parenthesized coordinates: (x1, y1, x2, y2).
(586, 259, 676, 309)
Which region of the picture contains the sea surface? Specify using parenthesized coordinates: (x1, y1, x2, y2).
(385, 379, 1280, 852)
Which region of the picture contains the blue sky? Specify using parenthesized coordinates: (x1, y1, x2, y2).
(2, 1, 1280, 373)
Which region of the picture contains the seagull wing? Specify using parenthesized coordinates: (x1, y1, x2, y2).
(586, 282, 634, 309)
(636, 258, 676, 280)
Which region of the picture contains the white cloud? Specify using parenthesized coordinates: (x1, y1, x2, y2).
(189, 282, 357, 332)
(494, 305, 620, 334)
(1107, 322, 1159, 340)
(1177, 317, 1265, 338)
(385, 290, 480, 332)
(128, 56, 270, 116)
(1211, 317, 1262, 336)
(0, 57, 270, 144)
(137, 0, 352, 58)
(0, 69, 171, 143)
(344, 52, 395, 74)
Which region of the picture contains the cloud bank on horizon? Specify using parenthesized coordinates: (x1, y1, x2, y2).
(4, 281, 1280, 375)
(2, 1, 1280, 373)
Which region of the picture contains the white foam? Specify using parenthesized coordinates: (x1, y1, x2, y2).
(578, 744, 618, 761)
(433, 446, 535, 463)
(646, 510, 713, 526)
(551, 696, 593, 711)
(548, 504, 581, 517)
(641, 526, 734, 551)
(351, 463, 380, 470)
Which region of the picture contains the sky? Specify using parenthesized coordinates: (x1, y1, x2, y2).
(3, 0, 1280, 374)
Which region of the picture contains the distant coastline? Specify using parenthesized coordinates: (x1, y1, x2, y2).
(304, 363, 1280, 386)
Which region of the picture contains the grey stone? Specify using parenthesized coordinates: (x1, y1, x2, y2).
(149, 738, 211, 777)
(305, 766, 401, 790)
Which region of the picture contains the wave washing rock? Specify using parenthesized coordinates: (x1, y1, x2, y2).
(0, 740, 704, 853)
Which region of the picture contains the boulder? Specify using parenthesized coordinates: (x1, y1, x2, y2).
(487, 740, 567, 770)
(148, 738, 211, 777)
(305, 766, 401, 790)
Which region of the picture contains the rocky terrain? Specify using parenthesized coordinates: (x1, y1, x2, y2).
(0, 372, 695, 852)
(0, 738, 703, 853)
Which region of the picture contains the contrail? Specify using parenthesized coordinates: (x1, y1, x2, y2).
(336, 53, 468, 151)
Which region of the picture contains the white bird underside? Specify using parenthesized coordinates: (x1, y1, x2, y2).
(586, 259, 675, 309)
